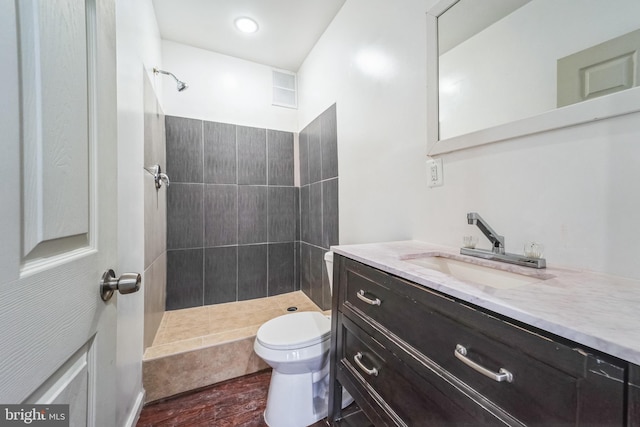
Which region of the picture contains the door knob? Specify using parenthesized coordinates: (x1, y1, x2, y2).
(100, 269, 141, 301)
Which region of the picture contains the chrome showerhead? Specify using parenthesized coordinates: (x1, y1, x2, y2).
(176, 80, 188, 92)
(153, 67, 188, 92)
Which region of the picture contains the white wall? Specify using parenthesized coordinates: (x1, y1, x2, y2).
(115, 0, 163, 425)
(417, 113, 640, 279)
(298, 0, 432, 246)
(298, 0, 640, 280)
(160, 40, 298, 131)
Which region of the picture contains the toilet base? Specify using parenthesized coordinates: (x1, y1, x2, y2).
(263, 368, 353, 427)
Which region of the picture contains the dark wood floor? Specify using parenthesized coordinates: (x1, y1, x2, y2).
(136, 369, 328, 427)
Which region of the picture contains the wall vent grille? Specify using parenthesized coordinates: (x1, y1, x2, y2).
(272, 69, 297, 109)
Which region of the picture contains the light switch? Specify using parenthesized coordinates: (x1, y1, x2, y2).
(426, 157, 443, 187)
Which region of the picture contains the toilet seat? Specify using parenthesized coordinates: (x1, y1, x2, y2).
(256, 311, 330, 350)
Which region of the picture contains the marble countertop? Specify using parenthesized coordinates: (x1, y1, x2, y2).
(331, 240, 640, 365)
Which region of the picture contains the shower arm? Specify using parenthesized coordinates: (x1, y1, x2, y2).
(153, 67, 188, 92)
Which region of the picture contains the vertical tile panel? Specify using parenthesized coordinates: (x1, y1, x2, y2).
(299, 129, 309, 186)
(238, 244, 268, 300)
(300, 185, 310, 243)
(204, 121, 236, 184)
(143, 252, 166, 350)
(321, 252, 332, 311)
(165, 116, 203, 183)
(204, 246, 238, 304)
(307, 118, 322, 184)
(167, 183, 203, 250)
(300, 243, 311, 297)
(309, 246, 324, 309)
(268, 187, 295, 243)
(143, 172, 157, 268)
(237, 126, 266, 185)
(267, 130, 294, 186)
(309, 182, 323, 247)
(166, 249, 204, 310)
(322, 178, 339, 249)
(268, 242, 295, 296)
(294, 187, 300, 242)
(294, 241, 300, 291)
(321, 104, 338, 180)
(238, 186, 267, 244)
(204, 184, 238, 247)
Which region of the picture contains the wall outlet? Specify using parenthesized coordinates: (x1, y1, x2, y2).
(426, 157, 443, 187)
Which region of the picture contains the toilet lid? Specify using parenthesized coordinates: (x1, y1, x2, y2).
(256, 311, 331, 350)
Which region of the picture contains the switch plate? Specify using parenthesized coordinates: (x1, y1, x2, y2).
(426, 158, 443, 187)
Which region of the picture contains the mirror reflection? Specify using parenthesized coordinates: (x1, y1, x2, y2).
(438, 0, 640, 140)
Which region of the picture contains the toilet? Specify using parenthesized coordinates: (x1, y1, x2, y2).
(254, 251, 352, 427)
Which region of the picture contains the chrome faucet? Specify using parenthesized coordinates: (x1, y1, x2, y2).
(467, 212, 505, 254)
(462, 212, 546, 269)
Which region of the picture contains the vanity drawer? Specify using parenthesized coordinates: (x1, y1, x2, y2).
(338, 315, 504, 427)
(339, 257, 626, 426)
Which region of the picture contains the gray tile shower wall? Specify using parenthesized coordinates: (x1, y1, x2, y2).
(165, 116, 298, 311)
(143, 73, 167, 350)
(299, 104, 338, 311)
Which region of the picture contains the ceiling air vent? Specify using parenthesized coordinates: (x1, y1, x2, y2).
(272, 69, 297, 109)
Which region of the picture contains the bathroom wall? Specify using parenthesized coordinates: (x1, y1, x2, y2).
(160, 40, 298, 132)
(143, 73, 167, 350)
(297, 0, 429, 247)
(115, 0, 163, 425)
(165, 116, 299, 310)
(299, 104, 339, 310)
(297, 0, 640, 280)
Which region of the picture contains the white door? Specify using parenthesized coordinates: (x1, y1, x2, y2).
(0, 0, 121, 425)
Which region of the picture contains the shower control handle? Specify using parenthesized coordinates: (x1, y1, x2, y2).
(158, 172, 170, 188)
(144, 164, 170, 190)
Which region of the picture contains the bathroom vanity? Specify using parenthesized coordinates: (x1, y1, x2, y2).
(327, 241, 640, 426)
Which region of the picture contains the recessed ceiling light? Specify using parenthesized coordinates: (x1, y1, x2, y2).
(234, 17, 259, 33)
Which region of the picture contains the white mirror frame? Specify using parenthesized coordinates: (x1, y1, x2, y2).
(427, 0, 640, 155)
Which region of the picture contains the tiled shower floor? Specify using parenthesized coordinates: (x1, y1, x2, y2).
(142, 291, 324, 402)
(145, 291, 324, 359)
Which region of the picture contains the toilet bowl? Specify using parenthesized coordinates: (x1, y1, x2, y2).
(254, 251, 351, 426)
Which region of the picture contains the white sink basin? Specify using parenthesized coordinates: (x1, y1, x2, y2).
(401, 255, 548, 289)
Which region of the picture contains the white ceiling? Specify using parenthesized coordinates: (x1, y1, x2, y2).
(438, 0, 531, 54)
(152, 0, 347, 72)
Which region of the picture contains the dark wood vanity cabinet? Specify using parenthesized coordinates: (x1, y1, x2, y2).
(328, 254, 637, 427)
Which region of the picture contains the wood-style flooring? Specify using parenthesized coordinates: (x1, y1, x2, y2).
(136, 369, 328, 427)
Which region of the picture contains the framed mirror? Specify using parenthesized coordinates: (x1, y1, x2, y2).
(427, 0, 640, 155)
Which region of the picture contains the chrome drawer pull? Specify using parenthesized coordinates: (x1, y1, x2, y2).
(357, 290, 381, 306)
(454, 344, 513, 383)
(354, 352, 379, 376)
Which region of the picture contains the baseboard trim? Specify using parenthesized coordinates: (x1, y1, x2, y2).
(123, 389, 146, 427)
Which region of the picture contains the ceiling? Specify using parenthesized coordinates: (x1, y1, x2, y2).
(438, 0, 531, 54)
(152, 0, 347, 72)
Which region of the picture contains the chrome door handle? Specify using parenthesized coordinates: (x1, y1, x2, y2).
(354, 352, 378, 376)
(100, 269, 141, 301)
(356, 290, 381, 306)
(454, 344, 513, 383)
